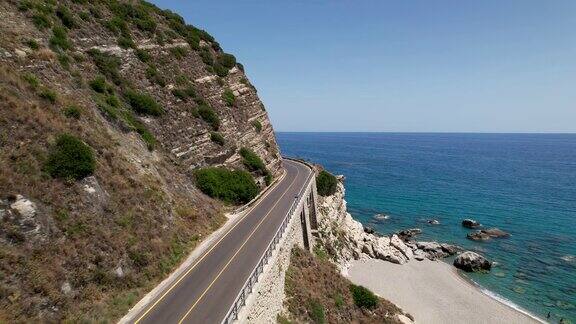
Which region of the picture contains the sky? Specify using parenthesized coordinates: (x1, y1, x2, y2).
(151, 0, 576, 133)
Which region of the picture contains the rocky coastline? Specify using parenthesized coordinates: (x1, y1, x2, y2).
(315, 176, 491, 273)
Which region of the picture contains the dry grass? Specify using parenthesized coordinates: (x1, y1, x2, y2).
(284, 247, 406, 324)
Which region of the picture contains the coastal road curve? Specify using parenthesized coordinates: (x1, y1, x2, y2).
(131, 159, 312, 324)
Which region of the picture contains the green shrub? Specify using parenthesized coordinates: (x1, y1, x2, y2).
(105, 16, 129, 36)
(39, 88, 57, 103)
(89, 76, 111, 93)
(22, 73, 39, 88)
(50, 26, 71, 50)
(57, 53, 70, 69)
(56, 6, 75, 28)
(316, 170, 337, 196)
(200, 48, 213, 65)
(88, 49, 122, 85)
(32, 13, 51, 30)
(24, 39, 39, 50)
(63, 105, 81, 119)
(135, 49, 151, 63)
(79, 11, 90, 21)
(124, 90, 163, 116)
(194, 167, 259, 204)
(239, 147, 267, 174)
(122, 112, 156, 150)
(45, 134, 96, 180)
(308, 299, 325, 324)
(171, 86, 196, 101)
(170, 46, 187, 59)
(117, 35, 135, 49)
(251, 120, 262, 132)
(350, 284, 378, 309)
(213, 63, 229, 77)
(222, 89, 235, 106)
(197, 105, 219, 130)
(210, 132, 225, 146)
(218, 53, 236, 69)
(146, 65, 166, 87)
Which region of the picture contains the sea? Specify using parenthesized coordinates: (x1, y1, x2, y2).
(277, 132, 576, 322)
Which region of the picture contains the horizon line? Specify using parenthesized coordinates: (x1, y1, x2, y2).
(275, 131, 576, 134)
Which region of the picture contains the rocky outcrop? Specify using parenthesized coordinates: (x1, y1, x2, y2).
(397, 228, 422, 241)
(467, 228, 510, 241)
(453, 251, 492, 272)
(462, 219, 481, 229)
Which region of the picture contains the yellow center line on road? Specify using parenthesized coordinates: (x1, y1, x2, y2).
(177, 165, 302, 324)
(134, 162, 295, 324)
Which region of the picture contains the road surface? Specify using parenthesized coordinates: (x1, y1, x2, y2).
(131, 159, 312, 324)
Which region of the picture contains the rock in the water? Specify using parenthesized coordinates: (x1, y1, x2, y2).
(467, 228, 510, 241)
(427, 219, 440, 225)
(462, 219, 481, 228)
(373, 213, 390, 221)
(482, 228, 510, 238)
(397, 228, 422, 240)
(467, 230, 492, 241)
(453, 251, 492, 272)
(363, 226, 375, 234)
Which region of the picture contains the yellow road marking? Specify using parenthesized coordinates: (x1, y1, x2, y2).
(134, 162, 294, 323)
(177, 165, 302, 324)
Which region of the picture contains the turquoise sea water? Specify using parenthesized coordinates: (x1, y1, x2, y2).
(277, 132, 576, 322)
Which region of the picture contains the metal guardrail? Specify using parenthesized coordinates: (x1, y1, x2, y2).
(221, 160, 314, 324)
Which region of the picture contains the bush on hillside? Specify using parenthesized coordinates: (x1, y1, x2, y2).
(239, 147, 266, 173)
(45, 134, 96, 180)
(350, 284, 378, 309)
(124, 90, 163, 116)
(88, 49, 122, 85)
(210, 132, 225, 146)
(251, 120, 262, 132)
(218, 53, 236, 69)
(50, 26, 71, 51)
(89, 76, 112, 93)
(197, 105, 220, 130)
(56, 6, 75, 28)
(194, 167, 259, 204)
(63, 105, 81, 119)
(222, 89, 235, 106)
(316, 170, 337, 196)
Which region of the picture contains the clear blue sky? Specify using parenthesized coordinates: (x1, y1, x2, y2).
(151, 0, 576, 133)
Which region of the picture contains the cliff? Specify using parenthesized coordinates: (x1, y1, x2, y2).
(0, 0, 281, 322)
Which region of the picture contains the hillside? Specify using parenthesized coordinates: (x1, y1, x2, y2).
(0, 0, 282, 322)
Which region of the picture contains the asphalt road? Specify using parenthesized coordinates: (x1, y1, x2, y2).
(132, 159, 312, 324)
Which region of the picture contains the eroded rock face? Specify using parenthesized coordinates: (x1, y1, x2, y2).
(453, 251, 492, 272)
(462, 219, 481, 229)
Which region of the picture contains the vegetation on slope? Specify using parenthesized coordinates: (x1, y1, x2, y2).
(282, 247, 408, 324)
(0, 0, 283, 321)
(240, 147, 272, 185)
(194, 167, 259, 204)
(316, 170, 338, 196)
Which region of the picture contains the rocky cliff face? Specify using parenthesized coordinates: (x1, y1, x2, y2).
(0, 0, 281, 322)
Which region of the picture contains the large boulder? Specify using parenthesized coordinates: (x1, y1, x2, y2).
(462, 219, 481, 229)
(467, 230, 492, 241)
(467, 228, 510, 241)
(372, 237, 408, 264)
(390, 234, 413, 260)
(453, 251, 492, 272)
(440, 243, 462, 255)
(415, 241, 448, 260)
